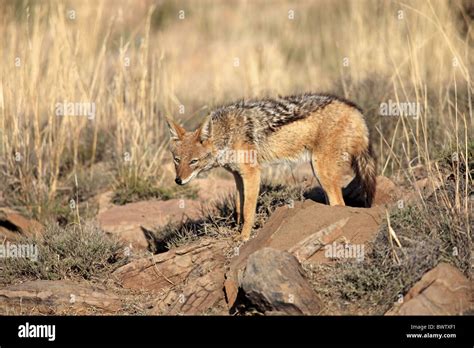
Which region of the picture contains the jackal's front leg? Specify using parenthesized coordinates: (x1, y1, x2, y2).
(232, 171, 244, 225)
(239, 165, 261, 241)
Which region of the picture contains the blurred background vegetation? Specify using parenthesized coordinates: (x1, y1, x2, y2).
(0, 0, 472, 223)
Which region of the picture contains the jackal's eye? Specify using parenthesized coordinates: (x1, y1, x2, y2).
(189, 159, 199, 166)
(173, 157, 181, 164)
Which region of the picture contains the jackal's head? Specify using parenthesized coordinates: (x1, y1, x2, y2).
(166, 116, 215, 185)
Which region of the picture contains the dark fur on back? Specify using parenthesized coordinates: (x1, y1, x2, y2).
(210, 93, 363, 138)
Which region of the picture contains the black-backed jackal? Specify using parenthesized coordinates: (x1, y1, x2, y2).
(166, 93, 376, 241)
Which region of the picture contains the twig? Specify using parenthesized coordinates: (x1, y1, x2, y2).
(149, 253, 175, 286)
(386, 210, 400, 265)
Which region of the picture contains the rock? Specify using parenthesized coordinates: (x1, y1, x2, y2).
(223, 176, 399, 308)
(0, 209, 43, 242)
(411, 177, 443, 200)
(225, 200, 383, 307)
(305, 175, 400, 207)
(113, 238, 230, 315)
(150, 270, 228, 315)
(373, 176, 399, 206)
(393, 175, 444, 205)
(288, 217, 350, 262)
(386, 263, 473, 315)
(96, 174, 237, 251)
(0, 280, 122, 315)
(392, 164, 445, 204)
(97, 199, 203, 250)
(239, 248, 321, 315)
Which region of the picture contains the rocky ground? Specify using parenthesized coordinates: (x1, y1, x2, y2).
(0, 163, 472, 316)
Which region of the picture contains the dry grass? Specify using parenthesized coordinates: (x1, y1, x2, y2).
(304, 145, 472, 315)
(111, 172, 198, 205)
(0, 0, 472, 221)
(146, 181, 305, 251)
(0, 0, 472, 315)
(0, 221, 127, 285)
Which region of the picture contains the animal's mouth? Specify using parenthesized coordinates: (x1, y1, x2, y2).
(178, 171, 199, 185)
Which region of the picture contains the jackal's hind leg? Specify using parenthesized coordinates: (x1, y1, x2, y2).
(311, 153, 346, 206)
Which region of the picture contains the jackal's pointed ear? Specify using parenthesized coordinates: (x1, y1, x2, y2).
(166, 117, 185, 141)
(197, 115, 212, 142)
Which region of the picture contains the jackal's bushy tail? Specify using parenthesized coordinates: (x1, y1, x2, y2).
(351, 144, 377, 207)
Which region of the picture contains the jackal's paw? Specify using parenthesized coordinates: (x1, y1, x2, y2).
(233, 233, 250, 242)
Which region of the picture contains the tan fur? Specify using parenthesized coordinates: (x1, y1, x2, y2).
(166, 94, 376, 241)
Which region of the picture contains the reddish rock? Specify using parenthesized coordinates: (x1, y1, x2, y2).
(0, 280, 122, 315)
(240, 248, 322, 315)
(409, 176, 443, 201)
(97, 199, 203, 249)
(225, 200, 384, 307)
(386, 263, 473, 315)
(113, 238, 230, 315)
(0, 209, 43, 242)
(373, 176, 399, 206)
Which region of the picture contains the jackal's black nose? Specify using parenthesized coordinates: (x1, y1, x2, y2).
(175, 177, 182, 185)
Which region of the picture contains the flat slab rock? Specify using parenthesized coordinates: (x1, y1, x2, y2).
(386, 263, 473, 315)
(372, 176, 399, 206)
(0, 280, 122, 315)
(240, 248, 322, 315)
(113, 238, 230, 315)
(0, 209, 43, 242)
(97, 199, 203, 250)
(95, 175, 236, 250)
